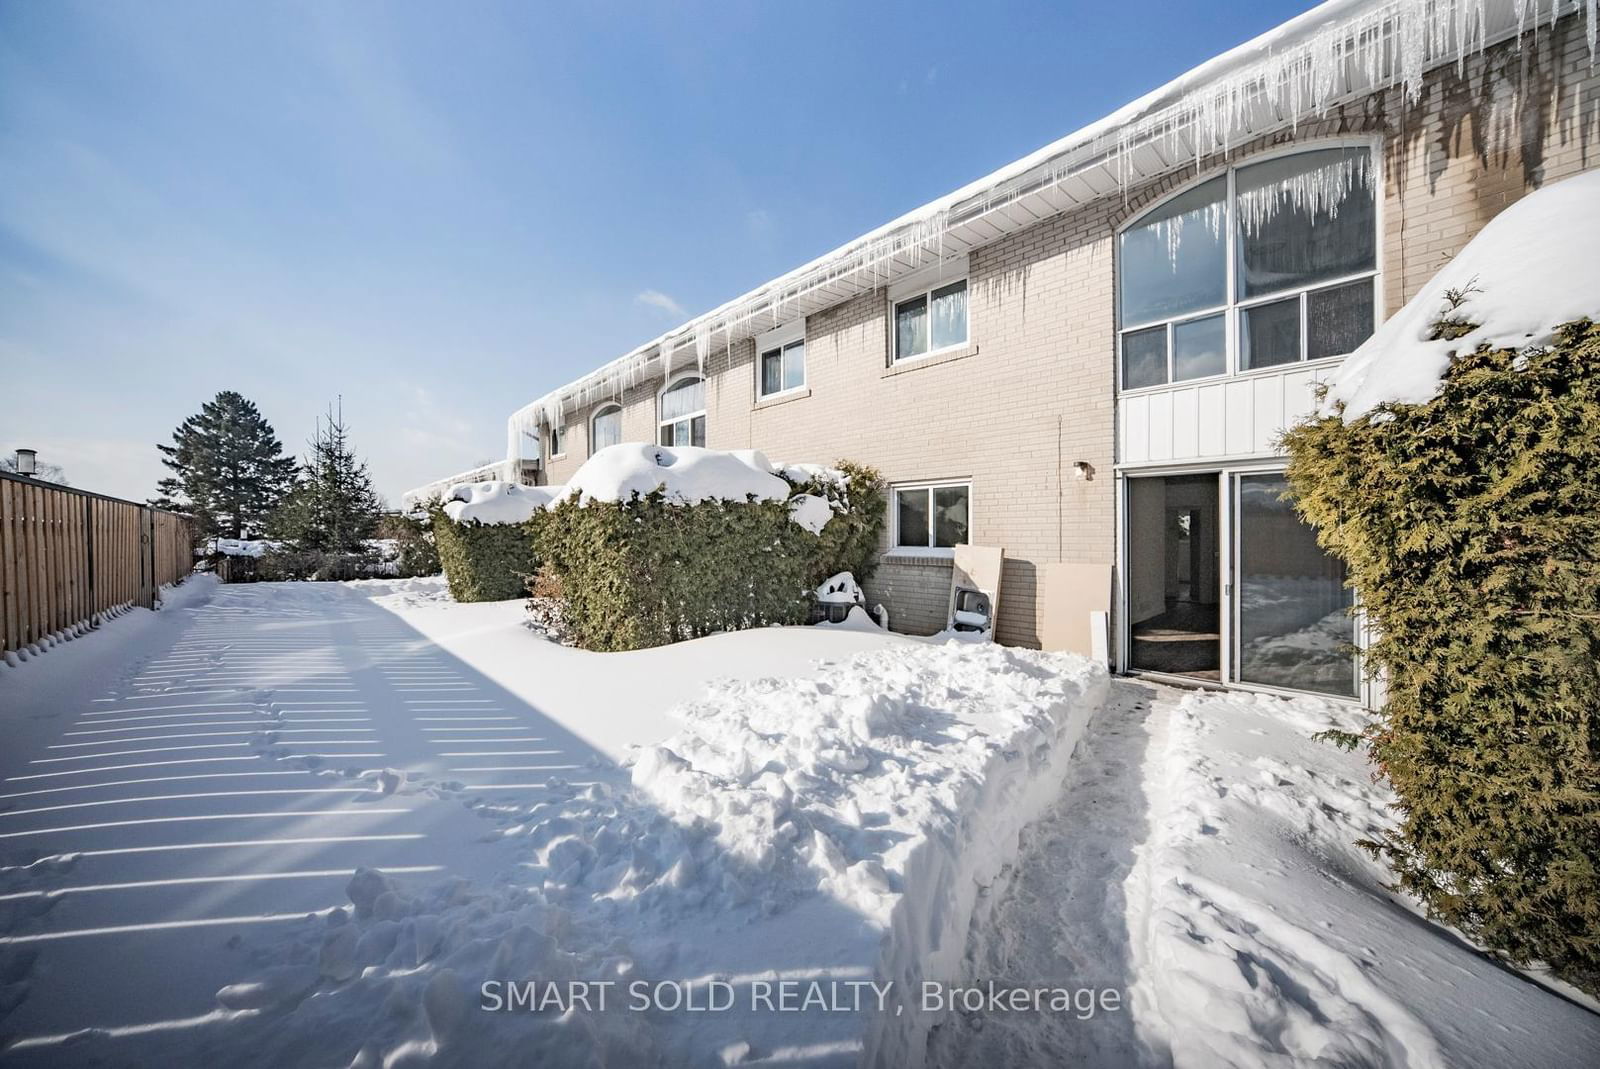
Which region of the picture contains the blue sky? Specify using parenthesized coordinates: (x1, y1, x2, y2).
(0, 0, 1307, 504)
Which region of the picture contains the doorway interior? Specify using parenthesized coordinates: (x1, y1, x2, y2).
(1126, 473, 1221, 681)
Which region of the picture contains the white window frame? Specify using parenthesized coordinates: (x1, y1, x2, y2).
(657, 374, 707, 447)
(1115, 138, 1382, 395)
(590, 404, 622, 456)
(889, 480, 973, 558)
(888, 256, 970, 365)
(755, 319, 807, 400)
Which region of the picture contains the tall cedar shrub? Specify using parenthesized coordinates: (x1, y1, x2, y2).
(789, 461, 888, 587)
(533, 462, 885, 651)
(1282, 319, 1600, 995)
(430, 507, 536, 602)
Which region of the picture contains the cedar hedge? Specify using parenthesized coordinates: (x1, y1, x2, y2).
(430, 506, 537, 603)
(1283, 319, 1600, 996)
(536, 462, 885, 652)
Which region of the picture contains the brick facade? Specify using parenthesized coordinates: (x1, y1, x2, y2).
(535, 15, 1597, 648)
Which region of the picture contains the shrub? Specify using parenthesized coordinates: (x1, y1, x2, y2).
(1283, 319, 1600, 996)
(376, 512, 440, 578)
(786, 461, 887, 587)
(257, 545, 373, 582)
(430, 507, 536, 602)
(536, 493, 812, 651)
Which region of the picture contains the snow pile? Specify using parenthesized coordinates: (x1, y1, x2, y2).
(182, 642, 1105, 1068)
(562, 443, 792, 506)
(202, 537, 277, 558)
(1325, 169, 1600, 420)
(441, 480, 563, 525)
(815, 572, 863, 605)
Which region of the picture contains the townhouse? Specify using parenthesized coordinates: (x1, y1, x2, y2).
(406, 0, 1599, 705)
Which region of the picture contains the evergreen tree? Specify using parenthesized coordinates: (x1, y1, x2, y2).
(270, 401, 383, 559)
(154, 391, 296, 538)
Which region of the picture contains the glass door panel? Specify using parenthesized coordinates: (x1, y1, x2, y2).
(1234, 473, 1357, 697)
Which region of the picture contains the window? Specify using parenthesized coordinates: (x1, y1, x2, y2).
(549, 425, 567, 456)
(756, 320, 806, 400)
(658, 375, 706, 447)
(591, 406, 621, 454)
(760, 339, 806, 398)
(893, 482, 970, 552)
(1118, 144, 1376, 389)
(894, 279, 967, 362)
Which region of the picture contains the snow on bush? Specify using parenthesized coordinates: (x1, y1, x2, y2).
(1325, 168, 1600, 420)
(563, 443, 790, 506)
(786, 492, 837, 535)
(442, 480, 563, 525)
(196, 643, 1107, 1068)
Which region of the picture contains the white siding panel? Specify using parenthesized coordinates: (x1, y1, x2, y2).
(1281, 368, 1318, 429)
(1122, 394, 1150, 464)
(1225, 380, 1254, 455)
(1197, 384, 1226, 457)
(1148, 392, 1174, 461)
(1251, 376, 1285, 453)
(1172, 388, 1199, 459)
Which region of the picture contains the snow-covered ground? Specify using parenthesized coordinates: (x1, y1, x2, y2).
(927, 683, 1600, 1068)
(0, 575, 1106, 1066)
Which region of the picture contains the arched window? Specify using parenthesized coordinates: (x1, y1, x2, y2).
(1118, 143, 1377, 391)
(590, 405, 622, 454)
(657, 376, 706, 447)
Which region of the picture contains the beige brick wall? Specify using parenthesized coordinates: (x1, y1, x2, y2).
(528, 14, 1597, 648)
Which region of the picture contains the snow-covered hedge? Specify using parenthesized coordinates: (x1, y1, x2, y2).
(1285, 191, 1600, 997)
(536, 449, 885, 651)
(430, 509, 537, 603)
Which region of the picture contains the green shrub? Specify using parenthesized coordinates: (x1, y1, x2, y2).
(376, 512, 440, 578)
(1283, 319, 1600, 995)
(430, 507, 536, 602)
(536, 493, 812, 651)
(787, 460, 888, 587)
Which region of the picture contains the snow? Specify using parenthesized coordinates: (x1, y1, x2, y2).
(786, 493, 836, 535)
(1325, 168, 1600, 419)
(0, 576, 1108, 1067)
(562, 443, 791, 507)
(441, 480, 563, 525)
(814, 572, 863, 606)
(202, 538, 276, 558)
(926, 682, 1600, 1068)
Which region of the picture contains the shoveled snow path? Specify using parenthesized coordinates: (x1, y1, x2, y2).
(928, 682, 1600, 1069)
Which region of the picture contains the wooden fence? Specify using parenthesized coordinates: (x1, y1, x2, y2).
(0, 472, 196, 656)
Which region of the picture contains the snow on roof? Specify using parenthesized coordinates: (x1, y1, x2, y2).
(505, 0, 1595, 447)
(442, 481, 563, 525)
(562, 443, 791, 506)
(1324, 167, 1600, 420)
(402, 460, 513, 512)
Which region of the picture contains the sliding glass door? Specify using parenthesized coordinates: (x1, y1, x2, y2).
(1232, 472, 1357, 697)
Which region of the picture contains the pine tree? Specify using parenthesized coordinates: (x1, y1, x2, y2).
(154, 391, 297, 539)
(270, 401, 383, 562)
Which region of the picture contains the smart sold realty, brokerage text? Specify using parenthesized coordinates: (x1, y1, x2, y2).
(481, 980, 1123, 1017)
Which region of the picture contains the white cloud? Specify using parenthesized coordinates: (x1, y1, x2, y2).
(635, 289, 686, 317)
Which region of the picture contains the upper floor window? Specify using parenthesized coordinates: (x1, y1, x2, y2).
(658, 375, 706, 447)
(1118, 145, 1376, 391)
(591, 405, 622, 454)
(893, 280, 968, 363)
(757, 320, 806, 400)
(550, 424, 567, 457)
